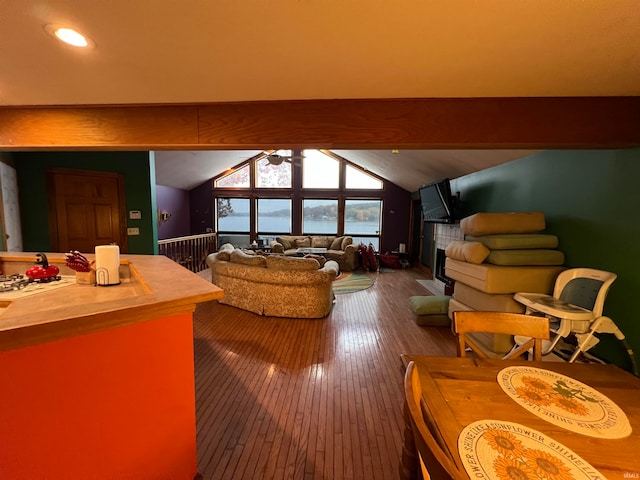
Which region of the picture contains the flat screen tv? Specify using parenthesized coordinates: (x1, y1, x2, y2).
(419, 178, 455, 224)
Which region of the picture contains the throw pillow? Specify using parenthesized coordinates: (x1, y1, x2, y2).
(218, 243, 235, 253)
(359, 243, 370, 270)
(409, 295, 451, 315)
(265, 255, 319, 270)
(216, 251, 231, 262)
(311, 236, 333, 248)
(276, 236, 294, 250)
(295, 237, 311, 248)
(341, 236, 353, 251)
(230, 249, 267, 267)
(366, 243, 378, 271)
(330, 236, 344, 250)
(445, 240, 490, 265)
(304, 253, 327, 267)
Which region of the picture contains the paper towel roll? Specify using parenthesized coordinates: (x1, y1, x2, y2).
(95, 245, 121, 286)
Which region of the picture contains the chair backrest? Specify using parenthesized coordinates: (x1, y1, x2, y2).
(404, 361, 467, 480)
(554, 268, 617, 317)
(453, 311, 550, 361)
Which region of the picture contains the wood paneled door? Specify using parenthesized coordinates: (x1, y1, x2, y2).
(47, 168, 127, 253)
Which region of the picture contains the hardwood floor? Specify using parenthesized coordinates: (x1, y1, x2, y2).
(193, 267, 458, 480)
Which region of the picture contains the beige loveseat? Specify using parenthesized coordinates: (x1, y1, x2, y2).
(269, 235, 359, 271)
(206, 245, 340, 318)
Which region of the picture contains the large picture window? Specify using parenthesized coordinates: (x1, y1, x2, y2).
(213, 150, 386, 249)
(256, 154, 292, 188)
(216, 197, 250, 246)
(257, 198, 291, 236)
(302, 199, 338, 235)
(302, 150, 339, 189)
(344, 199, 382, 250)
(215, 164, 250, 188)
(345, 164, 383, 189)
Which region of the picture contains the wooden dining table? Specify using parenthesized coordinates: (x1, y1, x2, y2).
(400, 355, 640, 480)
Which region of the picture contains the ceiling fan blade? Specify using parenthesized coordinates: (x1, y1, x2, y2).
(266, 154, 286, 165)
(265, 152, 304, 165)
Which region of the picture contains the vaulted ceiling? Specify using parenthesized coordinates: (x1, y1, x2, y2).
(153, 149, 540, 192)
(3, 1, 639, 191)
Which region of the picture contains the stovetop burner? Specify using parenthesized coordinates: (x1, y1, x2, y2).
(0, 274, 32, 292)
(0, 273, 62, 292)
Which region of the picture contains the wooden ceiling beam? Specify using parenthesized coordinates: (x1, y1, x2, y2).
(1, 97, 639, 150)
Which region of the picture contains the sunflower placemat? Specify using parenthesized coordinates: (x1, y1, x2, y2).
(498, 366, 631, 439)
(458, 420, 606, 480)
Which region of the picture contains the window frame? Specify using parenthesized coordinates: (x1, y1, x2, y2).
(212, 150, 387, 247)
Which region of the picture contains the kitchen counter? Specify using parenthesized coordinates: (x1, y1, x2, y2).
(0, 251, 224, 480)
(0, 251, 223, 352)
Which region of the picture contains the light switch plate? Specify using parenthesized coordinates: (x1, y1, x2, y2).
(129, 210, 141, 219)
(127, 227, 140, 235)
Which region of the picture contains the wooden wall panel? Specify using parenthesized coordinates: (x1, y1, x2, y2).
(1, 98, 639, 150)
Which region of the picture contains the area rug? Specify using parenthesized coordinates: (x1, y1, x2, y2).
(332, 272, 374, 294)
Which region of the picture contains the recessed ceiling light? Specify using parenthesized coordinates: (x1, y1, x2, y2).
(44, 24, 95, 48)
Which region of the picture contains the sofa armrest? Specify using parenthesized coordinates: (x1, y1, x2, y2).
(344, 243, 357, 254)
(206, 252, 224, 267)
(320, 260, 340, 278)
(343, 244, 359, 270)
(269, 240, 284, 254)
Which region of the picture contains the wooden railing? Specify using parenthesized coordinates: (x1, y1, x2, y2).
(158, 233, 217, 273)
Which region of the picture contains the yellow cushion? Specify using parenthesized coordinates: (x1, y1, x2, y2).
(485, 249, 565, 266)
(460, 212, 545, 236)
(465, 233, 558, 250)
(445, 240, 490, 264)
(409, 295, 451, 315)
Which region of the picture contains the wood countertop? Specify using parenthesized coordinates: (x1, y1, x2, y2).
(0, 252, 223, 352)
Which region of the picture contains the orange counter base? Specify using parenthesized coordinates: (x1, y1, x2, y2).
(0, 312, 198, 479)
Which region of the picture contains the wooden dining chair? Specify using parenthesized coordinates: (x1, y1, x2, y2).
(453, 311, 550, 361)
(404, 361, 467, 480)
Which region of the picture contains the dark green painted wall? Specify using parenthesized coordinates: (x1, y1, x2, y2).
(14, 151, 157, 254)
(451, 148, 640, 370)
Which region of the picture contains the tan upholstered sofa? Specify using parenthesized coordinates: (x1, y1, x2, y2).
(269, 235, 359, 271)
(206, 245, 339, 318)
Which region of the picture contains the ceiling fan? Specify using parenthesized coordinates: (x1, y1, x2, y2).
(264, 151, 305, 166)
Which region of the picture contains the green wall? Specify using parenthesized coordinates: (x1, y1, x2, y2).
(451, 148, 640, 370)
(14, 151, 157, 254)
